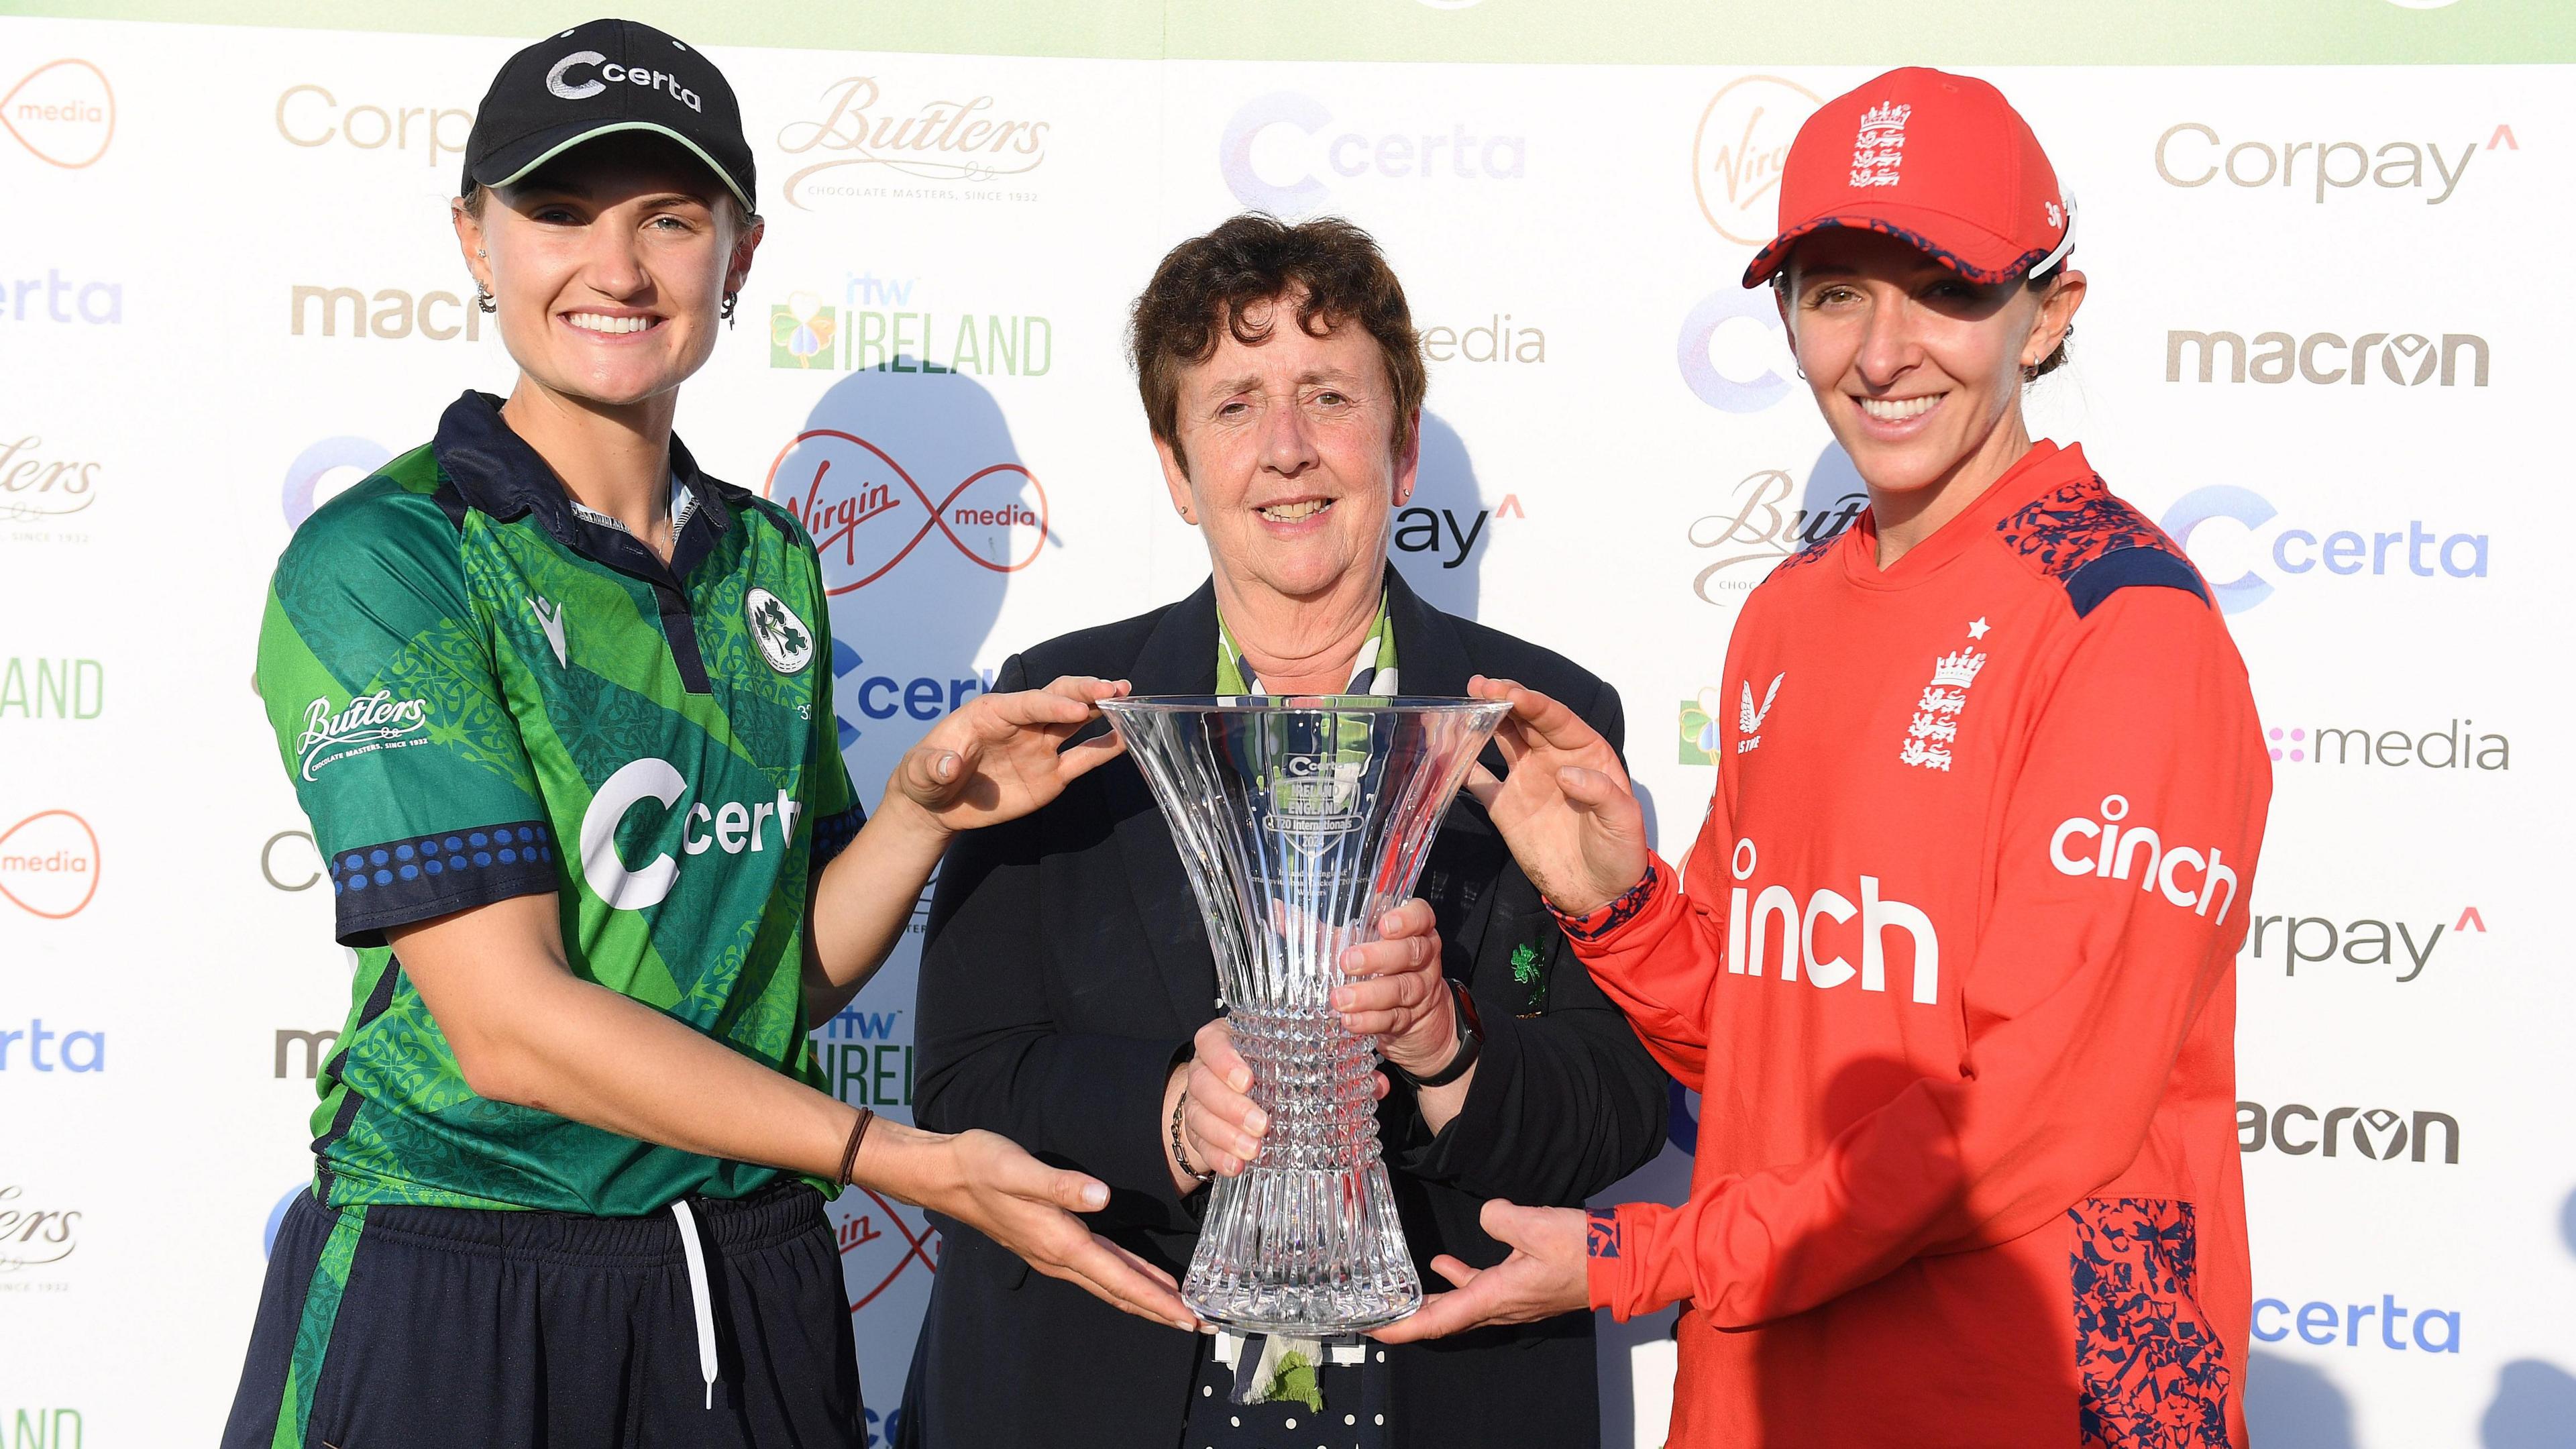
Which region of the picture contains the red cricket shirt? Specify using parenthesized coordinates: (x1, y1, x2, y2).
(1568, 441, 2268, 1447)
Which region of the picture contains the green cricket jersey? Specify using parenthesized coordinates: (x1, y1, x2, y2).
(256, 391, 864, 1216)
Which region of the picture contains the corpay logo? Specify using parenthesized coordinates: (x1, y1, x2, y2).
(580, 757, 805, 910)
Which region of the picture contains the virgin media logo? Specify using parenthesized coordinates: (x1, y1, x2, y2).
(763, 430, 1048, 595)
(0, 809, 99, 919)
(4, 61, 114, 170)
(1693, 76, 1820, 246)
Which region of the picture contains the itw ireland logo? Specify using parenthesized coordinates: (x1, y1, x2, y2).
(297, 691, 427, 781)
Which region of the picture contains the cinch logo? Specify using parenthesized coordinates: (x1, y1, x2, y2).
(0, 433, 101, 524)
(1419, 315, 1545, 366)
(1693, 76, 1821, 246)
(275, 85, 473, 168)
(1690, 468, 1864, 602)
(1725, 838, 1939, 1004)
(1678, 286, 1798, 413)
(0, 269, 119, 325)
(0, 809, 98, 919)
(2047, 794, 2240, 923)
(546, 49, 700, 112)
(0, 659, 101, 719)
(763, 429, 1047, 594)
(580, 758, 806, 910)
(289, 284, 489, 341)
(1219, 91, 1525, 215)
(767, 287, 1050, 376)
(2238, 1100, 2458, 1163)
(2159, 485, 2488, 613)
(3, 60, 114, 170)
(297, 692, 427, 781)
(2243, 904, 2483, 983)
(2155, 122, 2510, 205)
(2253, 1293, 2460, 1352)
(0, 1022, 105, 1072)
(274, 1027, 339, 1079)
(775, 77, 1049, 210)
(2263, 720, 2508, 771)
(2164, 329, 2487, 387)
(828, 641, 992, 750)
(1392, 495, 1519, 572)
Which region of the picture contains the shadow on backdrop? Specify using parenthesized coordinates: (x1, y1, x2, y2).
(2245, 1350, 2357, 1449)
(769, 360, 1049, 784)
(2483, 1359, 2576, 1448)
(1389, 411, 1489, 621)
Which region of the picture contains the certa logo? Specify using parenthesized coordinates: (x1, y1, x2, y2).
(763, 430, 1047, 594)
(1725, 838, 1939, 1004)
(3, 60, 114, 170)
(2159, 485, 2488, 613)
(580, 759, 806, 910)
(1218, 91, 1525, 215)
(1693, 76, 1820, 245)
(545, 49, 702, 113)
(1677, 286, 1798, 413)
(0, 809, 99, 918)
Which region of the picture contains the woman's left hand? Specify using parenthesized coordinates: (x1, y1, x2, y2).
(1335, 898, 1458, 1079)
(892, 676, 1130, 832)
(1368, 1200, 1590, 1343)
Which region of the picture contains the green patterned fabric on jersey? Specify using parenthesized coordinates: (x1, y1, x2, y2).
(254, 391, 864, 1216)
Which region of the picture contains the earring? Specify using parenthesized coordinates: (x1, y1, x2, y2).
(720, 292, 739, 327)
(476, 282, 496, 315)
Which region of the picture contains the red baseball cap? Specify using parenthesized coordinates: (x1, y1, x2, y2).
(1741, 67, 2073, 289)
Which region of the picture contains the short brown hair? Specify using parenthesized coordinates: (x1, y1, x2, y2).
(1128, 214, 1426, 472)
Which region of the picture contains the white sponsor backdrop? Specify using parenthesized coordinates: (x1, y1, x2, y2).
(2, 13, 2571, 1447)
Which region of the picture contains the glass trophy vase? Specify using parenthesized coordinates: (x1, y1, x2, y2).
(1098, 695, 1509, 1335)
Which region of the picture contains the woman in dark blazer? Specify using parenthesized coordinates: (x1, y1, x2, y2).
(897, 215, 1668, 1449)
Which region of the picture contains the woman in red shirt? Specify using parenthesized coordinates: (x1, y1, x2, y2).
(1378, 68, 2271, 1448)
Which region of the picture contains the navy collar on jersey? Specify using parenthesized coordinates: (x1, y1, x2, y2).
(431, 389, 742, 694)
(432, 390, 737, 586)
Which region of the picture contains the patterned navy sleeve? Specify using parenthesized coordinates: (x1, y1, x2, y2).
(1548, 858, 1664, 943)
(810, 803, 867, 870)
(329, 821, 560, 948)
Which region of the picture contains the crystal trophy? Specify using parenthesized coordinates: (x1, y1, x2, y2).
(1097, 695, 1510, 1334)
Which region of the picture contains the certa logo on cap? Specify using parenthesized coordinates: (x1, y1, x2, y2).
(1743, 67, 2072, 289)
(462, 18, 755, 213)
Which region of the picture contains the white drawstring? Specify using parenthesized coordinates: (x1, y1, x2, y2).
(669, 1200, 719, 1411)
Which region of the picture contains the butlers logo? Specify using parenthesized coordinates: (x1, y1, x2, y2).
(0, 1184, 83, 1279)
(4, 60, 115, 170)
(0, 809, 98, 920)
(297, 692, 427, 780)
(775, 78, 1050, 210)
(0, 432, 100, 525)
(1688, 468, 1866, 603)
(763, 430, 1048, 594)
(1693, 76, 1820, 246)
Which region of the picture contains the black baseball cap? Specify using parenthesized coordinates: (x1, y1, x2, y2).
(462, 18, 755, 213)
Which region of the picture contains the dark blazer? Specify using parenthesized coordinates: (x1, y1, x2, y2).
(896, 568, 1668, 1449)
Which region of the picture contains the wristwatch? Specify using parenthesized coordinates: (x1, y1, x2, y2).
(1391, 981, 1484, 1090)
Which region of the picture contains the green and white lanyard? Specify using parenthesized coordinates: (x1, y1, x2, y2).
(1214, 590, 1399, 698)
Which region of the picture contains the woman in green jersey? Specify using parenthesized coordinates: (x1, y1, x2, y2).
(223, 21, 1183, 1449)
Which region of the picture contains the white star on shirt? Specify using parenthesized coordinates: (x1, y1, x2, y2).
(1968, 617, 1991, 639)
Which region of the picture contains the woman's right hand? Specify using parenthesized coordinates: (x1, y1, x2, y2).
(1464, 676, 1651, 917)
(892, 1122, 1197, 1331)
